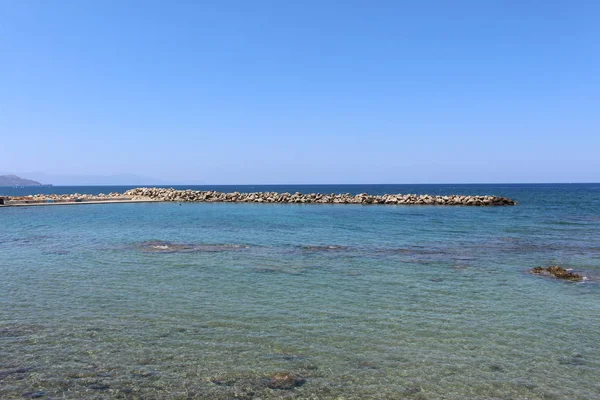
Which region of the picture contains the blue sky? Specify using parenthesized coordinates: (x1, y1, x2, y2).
(1, 1, 598, 184)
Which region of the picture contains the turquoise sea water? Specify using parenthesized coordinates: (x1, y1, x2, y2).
(1, 184, 599, 399)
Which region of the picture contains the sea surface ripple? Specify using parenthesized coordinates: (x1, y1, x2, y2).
(1, 184, 599, 399)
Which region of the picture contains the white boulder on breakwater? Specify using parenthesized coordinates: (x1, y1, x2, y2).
(123, 188, 517, 206)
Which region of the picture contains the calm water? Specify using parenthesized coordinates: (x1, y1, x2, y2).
(1, 184, 599, 399)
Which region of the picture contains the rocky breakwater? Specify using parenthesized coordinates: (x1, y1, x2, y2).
(2, 192, 132, 205)
(125, 188, 517, 206)
(11, 192, 126, 202)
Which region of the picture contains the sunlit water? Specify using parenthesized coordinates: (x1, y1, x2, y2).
(1, 184, 599, 399)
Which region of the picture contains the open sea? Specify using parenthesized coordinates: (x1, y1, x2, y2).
(1, 184, 599, 399)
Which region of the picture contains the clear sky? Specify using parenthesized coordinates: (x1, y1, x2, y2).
(1, 1, 598, 184)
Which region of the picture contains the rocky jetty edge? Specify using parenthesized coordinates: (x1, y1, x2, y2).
(1, 188, 517, 206)
(124, 187, 516, 205)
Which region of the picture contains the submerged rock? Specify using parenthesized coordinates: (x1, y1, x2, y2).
(137, 241, 249, 253)
(137, 241, 192, 253)
(265, 372, 306, 390)
(264, 353, 307, 362)
(0, 367, 32, 380)
(531, 266, 584, 281)
(88, 384, 110, 390)
(0, 324, 43, 337)
(22, 391, 44, 399)
(559, 354, 586, 366)
(302, 245, 348, 251)
(210, 376, 236, 386)
(403, 387, 422, 395)
(488, 364, 505, 372)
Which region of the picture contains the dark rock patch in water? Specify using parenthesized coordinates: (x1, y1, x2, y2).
(0, 367, 33, 380)
(0, 324, 43, 338)
(383, 248, 423, 255)
(22, 391, 44, 398)
(264, 372, 306, 390)
(42, 250, 70, 255)
(210, 376, 236, 386)
(531, 266, 584, 281)
(252, 267, 281, 274)
(302, 245, 349, 251)
(131, 369, 158, 378)
(264, 353, 307, 362)
(559, 354, 586, 366)
(11, 235, 52, 245)
(88, 383, 110, 390)
(488, 364, 505, 372)
(67, 371, 99, 379)
(15, 367, 32, 375)
(136, 240, 250, 254)
(403, 386, 422, 395)
(135, 357, 156, 365)
(251, 266, 309, 275)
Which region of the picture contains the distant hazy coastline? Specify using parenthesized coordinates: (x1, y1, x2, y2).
(0, 174, 50, 186)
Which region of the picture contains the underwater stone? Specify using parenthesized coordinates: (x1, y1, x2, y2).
(531, 266, 584, 281)
(302, 245, 348, 251)
(88, 384, 110, 390)
(265, 372, 306, 390)
(210, 376, 236, 386)
(22, 391, 44, 398)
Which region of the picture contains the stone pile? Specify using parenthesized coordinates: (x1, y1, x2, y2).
(8, 192, 125, 202)
(124, 187, 517, 206)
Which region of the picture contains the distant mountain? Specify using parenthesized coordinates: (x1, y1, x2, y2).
(0, 175, 46, 186)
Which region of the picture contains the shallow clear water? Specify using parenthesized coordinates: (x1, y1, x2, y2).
(1, 184, 599, 399)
